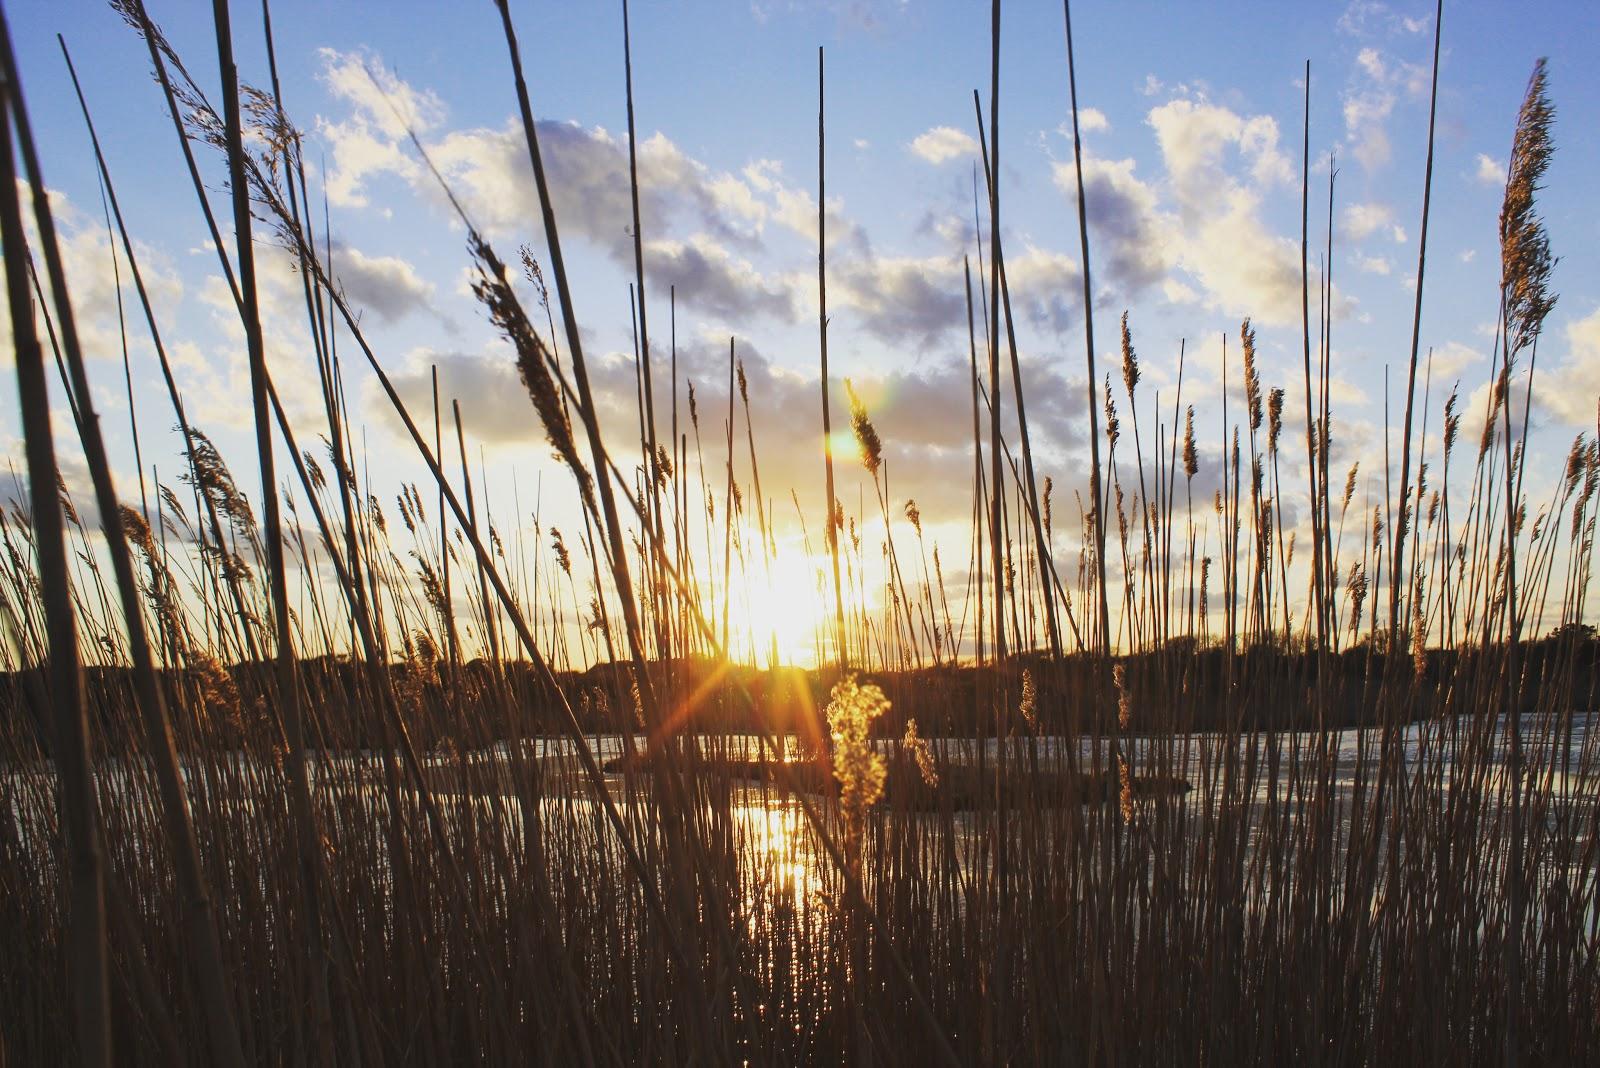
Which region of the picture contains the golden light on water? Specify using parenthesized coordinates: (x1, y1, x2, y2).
(746, 804, 817, 900)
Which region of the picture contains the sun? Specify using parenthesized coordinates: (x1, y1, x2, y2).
(732, 547, 831, 668)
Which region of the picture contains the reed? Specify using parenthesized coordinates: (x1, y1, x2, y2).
(1, 1, 1597, 1064)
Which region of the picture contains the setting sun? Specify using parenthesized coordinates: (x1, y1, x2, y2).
(4, 0, 1597, 1062)
(729, 546, 831, 667)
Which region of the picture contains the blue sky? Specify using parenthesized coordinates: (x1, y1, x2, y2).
(5, 0, 1599, 659)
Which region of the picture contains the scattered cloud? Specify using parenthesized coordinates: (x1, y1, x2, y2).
(1539, 304, 1600, 427)
(644, 236, 800, 324)
(1145, 96, 1310, 324)
(1002, 247, 1086, 338)
(1078, 108, 1110, 134)
(1427, 340, 1484, 382)
(1475, 153, 1504, 185)
(1343, 201, 1393, 242)
(330, 243, 434, 322)
(382, 349, 535, 447)
(909, 126, 979, 165)
(0, 181, 184, 374)
(1148, 98, 1294, 192)
(316, 48, 855, 336)
(1338, 1, 1430, 38)
(1050, 156, 1171, 300)
(833, 255, 965, 346)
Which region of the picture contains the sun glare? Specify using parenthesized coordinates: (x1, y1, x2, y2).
(733, 547, 830, 667)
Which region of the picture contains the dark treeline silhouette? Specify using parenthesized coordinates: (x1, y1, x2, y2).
(9, 626, 1595, 757)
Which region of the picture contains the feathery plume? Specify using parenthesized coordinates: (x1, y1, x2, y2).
(826, 675, 889, 848)
(470, 233, 588, 492)
(1104, 375, 1120, 449)
(1183, 406, 1198, 479)
(1499, 59, 1558, 362)
(1043, 476, 1055, 544)
(844, 378, 882, 476)
(550, 528, 572, 575)
(1019, 667, 1038, 731)
(1120, 310, 1140, 398)
(1268, 387, 1285, 453)
(1118, 754, 1135, 823)
(1113, 662, 1132, 732)
(1444, 389, 1461, 457)
(1347, 561, 1368, 640)
(903, 718, 938, 787)
(1241, 319, 1263, 432)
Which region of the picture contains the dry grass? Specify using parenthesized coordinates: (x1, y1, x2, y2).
(0, 1, 1597, 1064)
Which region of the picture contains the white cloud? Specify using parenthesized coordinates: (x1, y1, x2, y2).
(1356, 47, 1386, 81)
(1427, 340, 1483, 381)
(833, 254, 964, 345)
(1339, 39, 1429, 175)
(1356, 255, 1392, 276)
(311, 49, 855, 335)
(1148, 98, 1293, 193)
(317, 48, 443, 207)
(1144, 96, 1309, 324)
(0, 181, 183, 377)
(1343, 201, 1393, 241)
(331, 244, 434, 322)
(643, 235, 799, 324)
(1538, 305, 1600, 426)
(1003, 247, 1086, 337)
(1338, 1, 1428, 38)
(1343, 47, 1397, 172)
(1475, 153, 1504, 185)
(909, 126, 979, 165)
(1050, 155, 1172, 300)
(1344, 94, 1394, 171)
(1079, 108, 1110, 133)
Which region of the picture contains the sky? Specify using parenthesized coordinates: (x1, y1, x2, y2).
(3, 0, 1599, 663)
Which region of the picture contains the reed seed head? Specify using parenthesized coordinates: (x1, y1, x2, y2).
(1183, 406, 1198, 479)
(903, 718, 938, 788)
(1241, 319, 1262, 432)
(1104, 375, 1121, 449)
(826, 674, 889, 850)
(1120, 310, 1140, 398)
(844, 378, 882, 476)
(1500, 59, 1558, 362)
(1019, 667, 1038, 731)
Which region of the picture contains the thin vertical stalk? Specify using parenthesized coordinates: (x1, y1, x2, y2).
(818, 46, 847, 669)
(209, 9, 321, 1066)
(0, 63, 109, 1068)
(965, 258, 985, 666)
(621, 0, 668, 657)
(1391, 0, 1444, 639)
(988, 9, 1007, 666)
(28, 25, 248, 1067)
(972, 93, 1062, 659)
(1298, 60, 1328, 654)
(1062, 0, 1110, 655)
